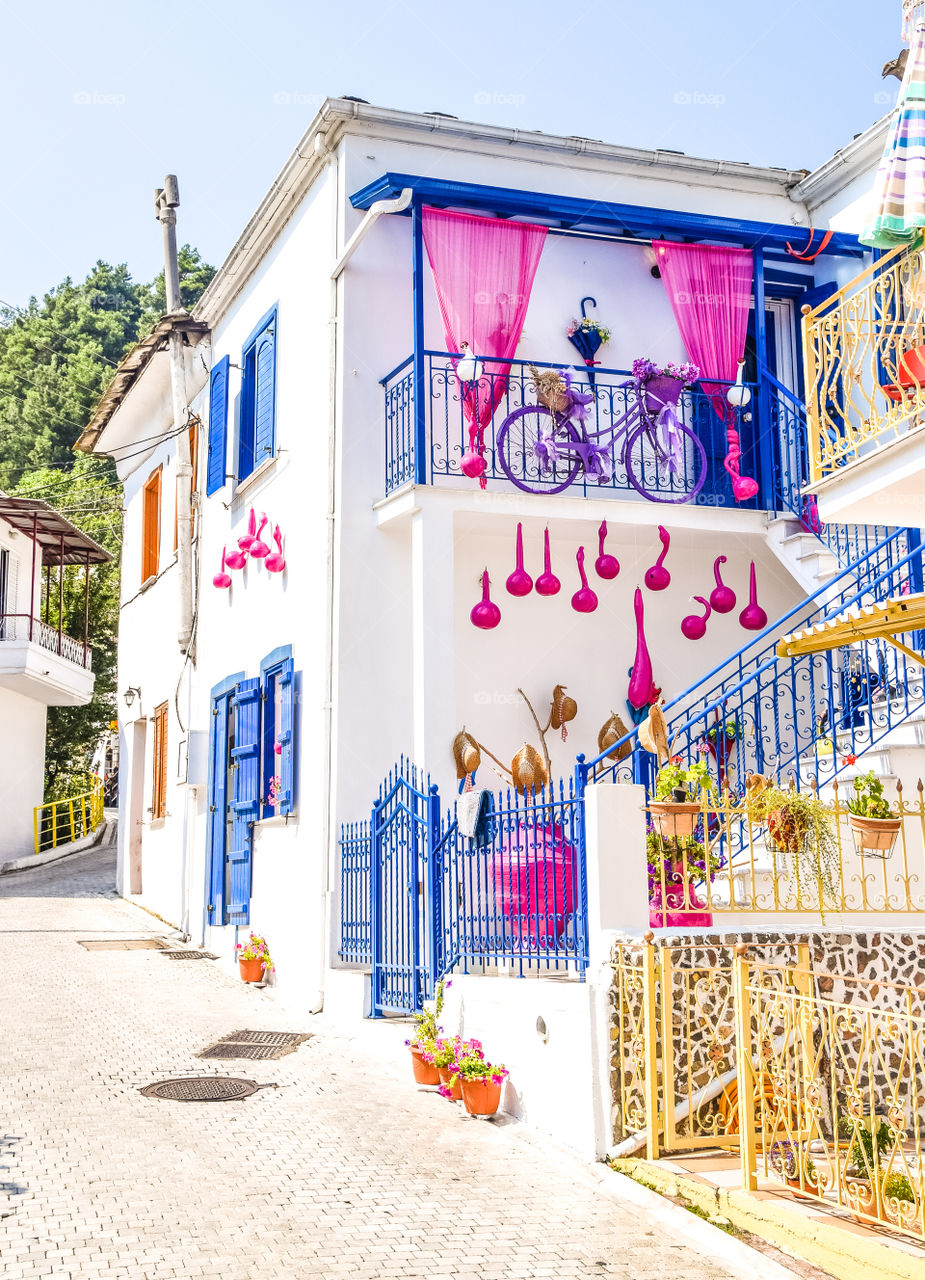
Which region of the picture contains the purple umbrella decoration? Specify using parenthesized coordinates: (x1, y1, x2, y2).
(566, 297, 609, 388)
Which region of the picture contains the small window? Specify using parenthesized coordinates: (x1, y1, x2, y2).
(141, 467, 162, 583)
(260, 646, 294, 818)
(151, 702, 168, 820)
(238, 307, 277, 482)
(173, 420, 199, 551)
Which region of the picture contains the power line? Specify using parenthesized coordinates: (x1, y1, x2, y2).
(7, 422, 191, 496)
(0, 375, 95, 439)
(0, 296, 124, 368)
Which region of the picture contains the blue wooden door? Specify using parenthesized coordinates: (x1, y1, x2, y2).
(206, 689, 233, 925)
(228, 678, 260, 925)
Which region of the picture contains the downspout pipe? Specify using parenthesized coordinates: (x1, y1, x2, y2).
(331, 187, 413, 281)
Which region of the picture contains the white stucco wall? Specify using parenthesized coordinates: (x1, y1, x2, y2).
(0, 686, 46, 858)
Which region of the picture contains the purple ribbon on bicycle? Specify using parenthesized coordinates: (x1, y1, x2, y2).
(654, 405, 685, 475)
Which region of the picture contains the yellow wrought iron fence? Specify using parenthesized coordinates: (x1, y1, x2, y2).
(737, 952, 925, 1242)
(803, 234, 925, 483)
(34, 780, 105, 854)
(646, 778, 925, 924)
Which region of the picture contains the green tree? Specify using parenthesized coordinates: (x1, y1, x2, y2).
(0, 249, 215, 794)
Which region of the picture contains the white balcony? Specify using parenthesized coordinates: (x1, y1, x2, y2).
(0, 614, 95, 705)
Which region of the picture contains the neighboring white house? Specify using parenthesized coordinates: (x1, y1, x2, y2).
(78, 101, 920, 1150)
(0, 495, 109, 858)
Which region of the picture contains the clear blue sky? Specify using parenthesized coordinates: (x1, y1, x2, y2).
(0, 0, 902, 307)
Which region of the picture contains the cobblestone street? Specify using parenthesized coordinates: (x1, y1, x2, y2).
(0, 847, 752, 1279)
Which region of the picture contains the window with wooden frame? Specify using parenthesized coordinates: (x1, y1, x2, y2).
(173, 419, 199, 551)
(141, 467, 162, 584)
(151, 702, 168, 820)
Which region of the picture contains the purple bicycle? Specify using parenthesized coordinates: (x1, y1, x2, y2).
(495, 366, 708, 503)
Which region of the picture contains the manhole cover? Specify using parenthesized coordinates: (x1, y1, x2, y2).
(139, 1076, 262, 1102)
(198, 1030, 311, 1061)
(160, 950, 218, 960)
(78, 939, 167, 951)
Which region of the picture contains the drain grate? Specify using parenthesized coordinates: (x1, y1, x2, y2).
(139, 1076, 264, 1102)
(160, 950, 219, 960)
(78, 939, 167, 951)
(198, 1030, 312, 1061)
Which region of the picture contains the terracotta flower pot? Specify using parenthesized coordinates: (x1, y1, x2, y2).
(238, 957, 265, 983)
(461, 1077, 503, 1117)
(410, 1047, 440, 1086)
(849, 813, 901, 857)
(649, 801, 701, 839)
(438, 1067, 463, 1100)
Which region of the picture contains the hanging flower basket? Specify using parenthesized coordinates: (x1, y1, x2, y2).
(642, 374, 685, 416)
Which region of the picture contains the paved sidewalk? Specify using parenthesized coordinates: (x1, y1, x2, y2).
(1, 847, 743, 1280)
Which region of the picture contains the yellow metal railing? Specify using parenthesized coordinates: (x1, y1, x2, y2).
(646, 778, 925, 922)
(612, 939, 925, 1243)
(803, 234, 925, 483)
(34, 780, 105, 854)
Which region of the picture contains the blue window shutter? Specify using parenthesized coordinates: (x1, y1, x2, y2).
(206, 357, 229, 496)
(278, 659, 294, 816)
(228, 677, 260, 924)
(207, 693, 230, 924)
(253, 322, 277, 464)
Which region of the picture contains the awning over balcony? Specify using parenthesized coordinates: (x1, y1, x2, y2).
(777, 592, 925, 667)
(0, 497, 111, 565)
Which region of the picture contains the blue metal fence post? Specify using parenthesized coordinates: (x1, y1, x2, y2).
(369, 798, 383, 1018)
(573, 757, 589, 972)
(426, 783, 442, 993)
(753, 248, 776, 511)
(906, 527, 925, 648)
(411, 199, 427, 486)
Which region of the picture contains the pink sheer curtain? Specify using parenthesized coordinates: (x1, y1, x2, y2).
(423, 207, 547, 482)
(655, 241, 758, 501)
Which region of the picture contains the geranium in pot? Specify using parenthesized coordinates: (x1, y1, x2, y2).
(235, 933, 273, 983)
(450, 1044, 509, 1117)
(846, 771, 901, 858)
(405, 979, 448, 1086)
(649, 756, 715, 839)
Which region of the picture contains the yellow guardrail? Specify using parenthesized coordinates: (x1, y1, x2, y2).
(803, 234, 925, 483)
(34, 780, 105, 854)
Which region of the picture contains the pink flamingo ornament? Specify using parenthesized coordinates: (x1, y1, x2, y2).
(470, 570, 501, 630)
(571, 546, 598, 613)
(595, 520, 620, 580)
(739, 562, 767, 631)
(724, 360, 760, 502)
(535, 527, 561, 596)
(627, 588, 659, 712)
(225, 545, 247, 570)
(212, 548, 231, 590)
(644, 526, 671, 591)
(249, 514, 270, 559)
(506, 522, 533, 596)
(237, 507, 257, 553)
(681, 596, 712, 640)
(709, 555, 736, 614)
(266, 525, 286, 573)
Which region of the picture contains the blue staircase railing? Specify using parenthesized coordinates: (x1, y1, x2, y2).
(579, 528, 924, 795)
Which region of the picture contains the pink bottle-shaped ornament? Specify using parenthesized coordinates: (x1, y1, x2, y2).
(238, 507, 257, 553)
(627, 588, 657, 710)
(506, 522, 533, 596)
(709, 555, 736, 614)
(739, 562, 767, 631)
(266, 525, 286, 573)
(681, 596, 712, 640)
(471, 570, 501, 630)
(249, 514, 271, 559)
(571, 547, 598, 613)
(535, 527, 561, 596)
(644, 526, 671, 591)
(213, 548, 231, 590)
(595, 520, 620, 580)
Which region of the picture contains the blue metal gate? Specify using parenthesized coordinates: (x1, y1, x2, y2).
(369, 761, 440, 1017)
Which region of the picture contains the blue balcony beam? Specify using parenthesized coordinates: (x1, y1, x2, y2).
(351, 173, 866, 258)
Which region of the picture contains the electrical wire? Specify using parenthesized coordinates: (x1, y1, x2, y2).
(8, 422, 191, 497)
(0, 296, 123, 368)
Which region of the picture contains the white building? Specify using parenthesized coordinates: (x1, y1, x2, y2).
(78, 99, 923, 1151)
(0, 496, 109, 858)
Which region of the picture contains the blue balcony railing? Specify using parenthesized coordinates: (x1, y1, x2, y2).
(382, 351, 767, 509)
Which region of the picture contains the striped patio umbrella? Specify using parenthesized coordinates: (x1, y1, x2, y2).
(861, 19, 925, 247)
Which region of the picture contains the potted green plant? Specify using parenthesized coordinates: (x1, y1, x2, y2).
(846, 771, 901, 857)
(840, 1116, 892, 1221)
(235, 933, 273, 983)
(649, 756, 715, 839)
(646, 830, 720, 927)
(750, 783, 840, 905)
(450, 1044, 509, 1117)
(406, 979, 448, 1086)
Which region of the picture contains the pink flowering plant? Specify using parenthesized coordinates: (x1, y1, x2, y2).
(267, 774, 282, 806)
(449, 1043, 508, 1088)
(632, 356, 700, 384)
(235, 932, 274, 972)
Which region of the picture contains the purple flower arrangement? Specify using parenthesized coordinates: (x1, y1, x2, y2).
(632, 357, 700, 384)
